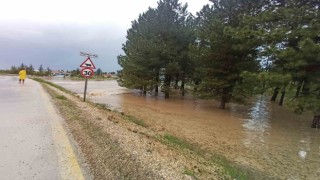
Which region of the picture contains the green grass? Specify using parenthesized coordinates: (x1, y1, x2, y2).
(56, 95, 67, 100)
(124, 115, 148, 127)
(211, 154, 248, 180)
(160, 133, 249, 180)
(94, 103, 110, 110)
(162, 133, 195, 151)
(183, 168, 196, 179)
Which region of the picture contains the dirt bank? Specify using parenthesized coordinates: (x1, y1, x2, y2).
(42, 83, 233, 179)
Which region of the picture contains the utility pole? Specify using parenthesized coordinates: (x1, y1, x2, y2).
(80, 52, 98, 102)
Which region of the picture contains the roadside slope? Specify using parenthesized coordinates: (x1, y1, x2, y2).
(41, 81, 226, 179)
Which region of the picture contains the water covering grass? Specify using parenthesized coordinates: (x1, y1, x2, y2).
(160, 133, 249, 180)
(32, 77, 75, 95)
(124, 115, 148, 127)
(34, 76, 257, 180)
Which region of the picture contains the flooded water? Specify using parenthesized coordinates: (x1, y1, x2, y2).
(48, 78, 320, 179)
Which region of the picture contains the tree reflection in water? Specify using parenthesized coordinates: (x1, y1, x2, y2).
(242, 96, 271, 147)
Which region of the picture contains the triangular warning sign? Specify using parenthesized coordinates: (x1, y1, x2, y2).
(80, 57, 96, 69)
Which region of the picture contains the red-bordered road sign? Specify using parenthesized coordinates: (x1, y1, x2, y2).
(80, 57, 96, 69)
(81, 68, 94, 78)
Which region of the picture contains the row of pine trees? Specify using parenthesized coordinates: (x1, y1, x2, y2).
(9, 63, 52, 76)
(6, 64, 110, 78)
(118, 0, 319, 123)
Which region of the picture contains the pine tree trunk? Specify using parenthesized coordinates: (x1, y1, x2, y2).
(271, 87, 279, 101)
(181, 81, 185, 96)
(220, 89, 228, 109)
(302, 80, 310, 96)
(311, 115, 320, 128)
(279, 89, 286, 106)
(155, 85, 158, 95)
(220, 99, 226, 109)
(142, 86, 147, 95)
(295, 81, 302, 97)
(155, 70, 159, 95)
(164, 75, 171, 99)
(194, 80, 200, 91)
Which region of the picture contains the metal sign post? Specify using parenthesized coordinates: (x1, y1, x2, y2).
(80, 52, 98, 102)
(80, 68, 94, 102)
(83, 77, 88, 102)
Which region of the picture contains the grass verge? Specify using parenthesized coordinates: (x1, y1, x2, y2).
(124, 115, 149, 128)
(161, 133, 198, 152)
(36, 78, 266, 179)
(183, 168, 197, 179)
(56, 95, 67, 100)
(160, 133, 249, 179)
(43, 84, 161, 179)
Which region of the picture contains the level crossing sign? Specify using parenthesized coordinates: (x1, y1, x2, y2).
(80, 57, 96, 69)
(79, 53, 97, 102)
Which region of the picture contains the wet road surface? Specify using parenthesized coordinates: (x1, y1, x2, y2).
(0, 76, 86, 179)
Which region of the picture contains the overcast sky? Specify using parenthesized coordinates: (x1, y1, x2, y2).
(0, 0, 209, 72)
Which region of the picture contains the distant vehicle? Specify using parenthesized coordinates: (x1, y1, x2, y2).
(51, 73, 65, 78)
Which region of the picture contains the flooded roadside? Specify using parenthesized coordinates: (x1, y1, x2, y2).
(48, 78, 320, 179)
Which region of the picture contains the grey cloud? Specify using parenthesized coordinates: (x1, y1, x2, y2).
(0, 21, 126, 72)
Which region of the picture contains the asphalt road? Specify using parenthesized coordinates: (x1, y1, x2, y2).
(0, 76, 86, 180)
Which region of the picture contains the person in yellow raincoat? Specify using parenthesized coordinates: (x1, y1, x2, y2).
(19, 68, 27, 84)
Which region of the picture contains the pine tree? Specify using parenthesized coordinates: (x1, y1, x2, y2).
(118, 0, 194, 98)
(28, 64, 34, 75)
(10, 66, 18, 74)
(46, 67, 52, 76)
(193, 0, 267, 109)
(39, 64, 44, 73)
(251, 0, 320, 126)
(95, 68, 102, 76)
(20, 63, 25, 69)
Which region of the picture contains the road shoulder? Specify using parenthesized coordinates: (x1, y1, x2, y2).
(41, 81, 223, 179)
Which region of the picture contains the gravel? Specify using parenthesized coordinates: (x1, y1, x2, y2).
(44, 84, 224, 180)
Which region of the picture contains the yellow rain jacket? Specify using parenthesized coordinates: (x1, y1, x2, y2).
(19, 70, 27, 79)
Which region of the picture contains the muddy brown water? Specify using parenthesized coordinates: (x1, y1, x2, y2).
(49, 78, 320, 179)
